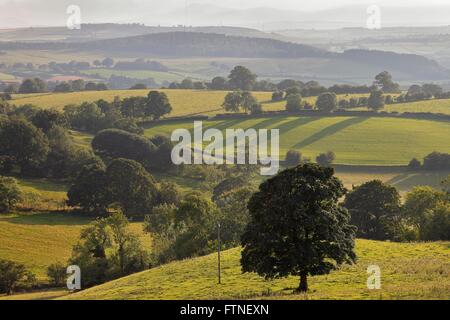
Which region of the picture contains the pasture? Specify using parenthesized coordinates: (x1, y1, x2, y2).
(63, 240, 450, 300)
(143, 116, 450, 165)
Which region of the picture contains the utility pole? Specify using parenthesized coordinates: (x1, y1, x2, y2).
(218, 222, 221, 285)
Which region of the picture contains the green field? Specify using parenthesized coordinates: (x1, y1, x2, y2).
(0, 71, 15, 80)
(10, 90, 373, 118)
(61, 240, 450, 300)
(352, 99, 450, 115)
(144, 116, 450, 165)
(80, 68, 205, 83)
(0, 211, 148, 280)
(10, 90, 274, 117)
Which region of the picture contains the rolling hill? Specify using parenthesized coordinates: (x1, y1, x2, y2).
(62, 240, 450, 300)
(143, 116, 450, 166)
(1, 31, 448, 81)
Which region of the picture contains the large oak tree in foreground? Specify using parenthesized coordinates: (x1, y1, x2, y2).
(241, 164, 356, 293)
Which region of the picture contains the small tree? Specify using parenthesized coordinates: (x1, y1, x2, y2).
(316, 151, 335, 167)
(241, 164, 356, 293)
(0, 176, 23, 213)
(145, 91, 172, 120)
(368, 90, 385, 111)
(285, 94, 302, 112)
(316, 92, 337, 112)
(344, 180, 402, 240)
(47, 263, 67, 287)
(228, 66, 257, 91)
(0, 259, 36, 295)
(285, 150, 301, 167)
(408, 158, 421, 170)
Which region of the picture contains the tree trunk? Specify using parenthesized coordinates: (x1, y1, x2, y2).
(296, 274, 308, 293)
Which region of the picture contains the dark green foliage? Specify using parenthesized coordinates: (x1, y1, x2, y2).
(215, 186, 255, 248)
(241, 164, 356, 292)
(316, 92, 337, 112)
(69, 211, 148, 288)
(120, 96, 147, 118)
(316, 151, 335, 167)
(18, 78, 47, 94)
(144, 192, 220, 264)
(374, 71, 401, 93)
(106, 158, 159, 216)
(285, 93, 302, 112)
(402, 186, 449, 240)
(67, 163, 110, 214)
(113, 118, 143, 134)
(0, 176, 22, 213)
(92, 129, 156, 166)
(368, 90, 385, 111)
(408, 158, 422, 170)
(31, 109, 68, 133)
(344, 180, 402, 240)
(0, 118, 49, 175)
(222, 91, 258, 113)
(271, 91, 284, 101)
(0, 259, 36, 295)
(285, 150, 302, 167)
(46, 263, 67, 287)
(423, 152, 450, 170)
(45, 125, 101, 179)
(145, 91, 172, 120)
(149, 135, 175, 171)
(228, 66, 257, 91)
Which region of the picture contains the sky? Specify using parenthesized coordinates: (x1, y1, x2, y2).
(1, 0, 450, 29)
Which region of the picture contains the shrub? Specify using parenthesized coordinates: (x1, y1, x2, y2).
(0, 176, 23, 213)
(285, 150, 301, 167)
(47, 263, 67, 287)
(316, 151, 335, 167)
(0, 259, 36, 295)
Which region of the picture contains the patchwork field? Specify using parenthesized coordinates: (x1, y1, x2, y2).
(10, 90, 372, 117)
(144, 116, 450, 165)
(62, 240, 450, 300)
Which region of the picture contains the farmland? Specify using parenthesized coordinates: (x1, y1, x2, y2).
(144, 116, 450, 165)
(0, 211, 148, 280)
(62, 240, 450, 300)
(10, 90, 371, 116)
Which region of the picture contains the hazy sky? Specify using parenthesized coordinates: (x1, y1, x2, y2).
(1, 0, 450, 28)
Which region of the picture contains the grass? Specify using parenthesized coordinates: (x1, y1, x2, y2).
(10, 90, 273, 117)
(0, 71, 15, 80)
(0, 212, 91, 280)
(143, 116, 450, 165)
(62, 240, 450, 300)
(80, 68, 205, 83)
(10, 90, 374, 118)
(352, 99, 450, 115)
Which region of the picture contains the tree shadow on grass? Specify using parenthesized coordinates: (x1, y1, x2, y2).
(386, 171, 449, 191)
(277, 117, 322, 135)
(0, 212, 91, 226)
(292, 117, 368, 149)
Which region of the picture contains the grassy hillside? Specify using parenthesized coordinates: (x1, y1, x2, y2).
(384, 99, 450, 115)
(63, 240, 450, 300)
(0, 212, 148, 280)
(10, 90, 373, 116)
(11, 90, 272, 116)
(144, 116, 450, 165)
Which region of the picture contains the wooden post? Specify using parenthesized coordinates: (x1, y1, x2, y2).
(218, 222, 221, 284)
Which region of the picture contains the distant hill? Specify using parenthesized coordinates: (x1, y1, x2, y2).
(1, 31, 448, 81)
(0, 24, 280, 43)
